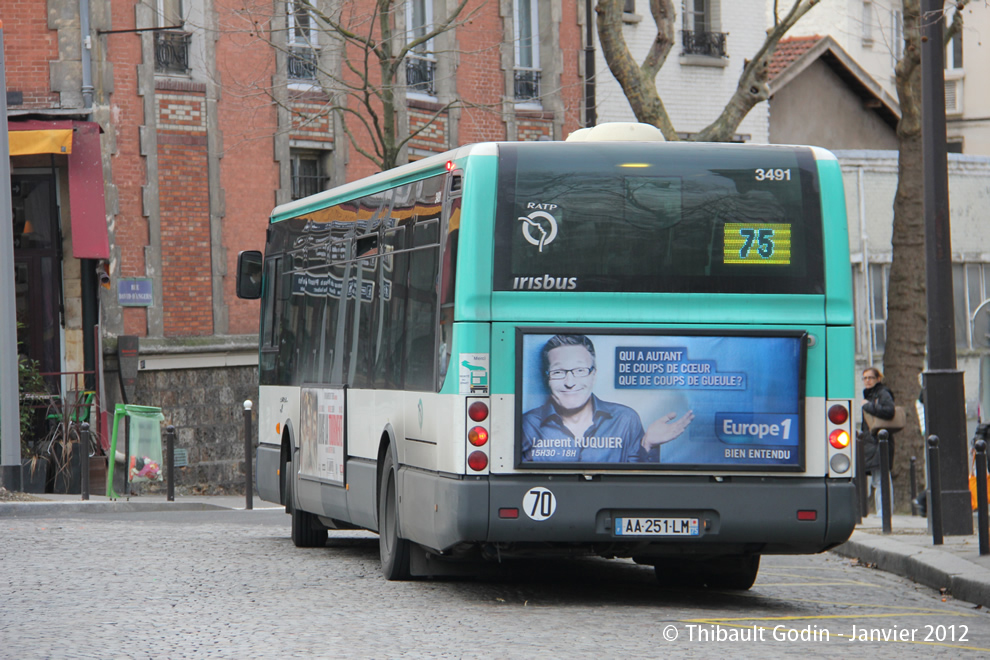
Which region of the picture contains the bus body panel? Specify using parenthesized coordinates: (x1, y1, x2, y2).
(817, 157, 855, 327)
(826, 326, 856, 400)
(452, 154, 498, 323)
(491, 292, 826, 327)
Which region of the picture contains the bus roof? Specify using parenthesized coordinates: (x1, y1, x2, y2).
(269, 138, 839, 224)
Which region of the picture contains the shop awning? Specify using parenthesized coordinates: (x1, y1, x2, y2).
(8, 128, 73, 155)
(8, 120, 109, 259)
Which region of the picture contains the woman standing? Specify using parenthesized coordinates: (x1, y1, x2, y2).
(862, 367, 896, 514)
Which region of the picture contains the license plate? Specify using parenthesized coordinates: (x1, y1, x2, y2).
(614, 517, 699, 536)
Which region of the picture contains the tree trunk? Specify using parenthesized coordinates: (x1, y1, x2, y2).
(883, 0, 927, 509)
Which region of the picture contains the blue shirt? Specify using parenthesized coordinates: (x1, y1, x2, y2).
(521, 395, 659, 463)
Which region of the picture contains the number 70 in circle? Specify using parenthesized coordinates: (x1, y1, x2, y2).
(522, 487, 557, 521)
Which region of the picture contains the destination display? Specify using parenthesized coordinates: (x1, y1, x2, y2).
(516, 331, 805, 470)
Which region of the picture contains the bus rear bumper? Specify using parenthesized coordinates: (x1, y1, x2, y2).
(478, 474, 856, 558)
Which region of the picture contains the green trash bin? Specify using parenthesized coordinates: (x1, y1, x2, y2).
(107, 404, 165, 498)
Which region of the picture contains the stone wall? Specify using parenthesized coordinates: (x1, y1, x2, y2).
(103, 352, 258, 495)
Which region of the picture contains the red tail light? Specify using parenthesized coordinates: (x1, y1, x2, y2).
(797, 510, 817, 521)
(468, 426, 489, 446)
(829, 429, 850, 449)
(468, 451, 488, 471)
(827, 404, 849, 424)
(468, 401, 489, 422)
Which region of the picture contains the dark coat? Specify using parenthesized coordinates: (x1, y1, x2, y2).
(861, 382, 896, 472)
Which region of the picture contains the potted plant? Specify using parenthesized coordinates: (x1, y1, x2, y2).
(18, 350, 50, 493)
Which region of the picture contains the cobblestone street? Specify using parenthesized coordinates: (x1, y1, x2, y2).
(2, 508, 990, 658)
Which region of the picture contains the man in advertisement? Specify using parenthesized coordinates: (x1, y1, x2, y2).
(521, 335, 694, 463)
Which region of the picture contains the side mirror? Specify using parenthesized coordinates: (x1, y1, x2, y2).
(236, 250, 263, 300)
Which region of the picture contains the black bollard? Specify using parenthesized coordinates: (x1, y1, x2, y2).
(856, 430, 868, 519)
(879, 430, 892, 534)
(910, 456, 918, 516)
(244, 400, 253, 511)
(80, 422, 90, 501)
(927, 435, 943, 546)
(976, 439, 988, 556)
(166, 425, 175, 502)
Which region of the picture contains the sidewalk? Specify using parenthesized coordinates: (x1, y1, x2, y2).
(3, 490, 989, 607)
(0, 489, 281, 516)
(833, 512, 990, 608)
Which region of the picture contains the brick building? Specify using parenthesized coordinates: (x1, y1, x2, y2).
(4, 0, 585, 491)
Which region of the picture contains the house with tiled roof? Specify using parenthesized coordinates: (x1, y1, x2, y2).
(767, 35, 899, 150)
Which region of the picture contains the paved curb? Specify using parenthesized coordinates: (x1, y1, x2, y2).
(0, 501, 231, 517)
(833, 531, 990, 608)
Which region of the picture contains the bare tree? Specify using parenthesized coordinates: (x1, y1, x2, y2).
(594, 0, 821, 141)
(883, 0, 969, 506)
(227, 0, 475, 172)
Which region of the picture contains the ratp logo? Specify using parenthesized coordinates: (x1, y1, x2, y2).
(517, 203, 559, 252)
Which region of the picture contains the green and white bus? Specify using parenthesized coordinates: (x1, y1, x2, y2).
(237, 124, 857, 588)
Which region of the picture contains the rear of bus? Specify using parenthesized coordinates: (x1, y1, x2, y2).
(450, 139, 857, 584)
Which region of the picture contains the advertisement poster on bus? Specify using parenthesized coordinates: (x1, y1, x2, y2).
(516, 330, 805, 470)
(299, 387, 346, 485)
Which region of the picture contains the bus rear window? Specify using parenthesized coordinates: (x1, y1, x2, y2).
(493, 142, 824, 295)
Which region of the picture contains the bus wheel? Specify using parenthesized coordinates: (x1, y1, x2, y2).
(286, 460, 327, 548)
(654, 555, 760, 590)
(378, 451, 411, 580)
(708, 554, 760, 590)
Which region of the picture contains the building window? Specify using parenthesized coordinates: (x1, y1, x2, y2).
(857, 261, 990, 356)
(945, 32, 963, 70)
(681, 0, 726, 58)
(514, 0, 541, 102)
(624, 0, 636, 13)
(154, 0, 189, 75)
(290, 150, 327, 200)
(861, 1, 874, 47)
(957, 263, 990, 349)
(406, 0, 436, 96)
(288, 0, 318, 81)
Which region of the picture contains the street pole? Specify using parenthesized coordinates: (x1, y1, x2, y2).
(0, 21, 24, 491)
(584, 0, 596, 128)
(920, 0, 971, 535)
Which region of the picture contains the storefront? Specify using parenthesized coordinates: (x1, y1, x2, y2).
(8, 119, 108, 393)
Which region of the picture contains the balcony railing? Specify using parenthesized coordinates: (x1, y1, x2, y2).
(155, 30, 191, 75)
(514, 68, 541, 102)
(681, 29, 728, 58)
(406, 55, 436, 95)
(288, 45, 318, 81)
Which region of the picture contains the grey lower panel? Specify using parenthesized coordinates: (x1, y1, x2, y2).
(398, 466, 490, 552)
(395, 471, 855, 556)
(485, 475, 856, 556)
(345, 459, 378, 531)
(256, 445, 281, 505)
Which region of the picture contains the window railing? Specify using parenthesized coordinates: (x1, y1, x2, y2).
(291, 173, 326, 200)
(681, 29, 728, 58)
(155, 30, 191, 75)
(514, 67, 541, 102)
(288, 45, 318, 81)
(406, 55, 436, 95)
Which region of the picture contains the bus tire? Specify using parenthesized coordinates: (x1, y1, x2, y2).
(378, 450, 411, 580)
(286, 460, 327, 548)
(654, 555, 760, 590)
(709, 554, 760, 590)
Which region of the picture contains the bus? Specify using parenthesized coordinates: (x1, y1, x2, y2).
(236, 123, 857, 588)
